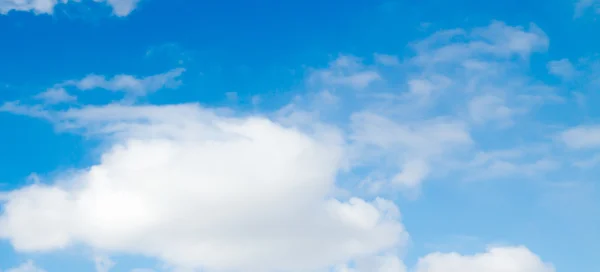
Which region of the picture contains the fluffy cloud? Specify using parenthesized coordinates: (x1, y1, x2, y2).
(413, 246, 555, 272)
(0, 20, 562, 272)
(0, 0, 141, 16)
(0, 103, 408, 271)
(334, 246, 554, 272)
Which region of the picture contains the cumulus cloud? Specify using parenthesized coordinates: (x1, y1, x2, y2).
(0, 103, 408, 271)
(0, 0, 141, 16)
(0, 20, 563, 271)
(334, 246, 554, 272)
(413, 246, 555, 272)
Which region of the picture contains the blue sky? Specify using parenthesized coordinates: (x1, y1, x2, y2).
(0, 0, 599, 272)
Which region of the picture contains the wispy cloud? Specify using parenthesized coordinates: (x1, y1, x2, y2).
(33, 87, 76, 105)
(0, 0, 142, 16)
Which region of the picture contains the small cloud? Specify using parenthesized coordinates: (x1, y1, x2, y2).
(251, 95, 261, 106)
(575, 0, 600, 17)
(374, 53, 400, 66)
(547, 59, 578, 80)
(34, 87, 76, 105)
(225, 92, 238, 101)
(5, 260, 46, 272)
(308, 55, 381, 89)
(559, 125, 600, 149)
(468, 95, 516, 126)
(61, 68, 185, 98)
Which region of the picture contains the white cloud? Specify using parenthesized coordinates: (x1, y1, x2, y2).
(59, 68, 185, 98)
(0, 103, 408, 271)
(0, 0, 141, 16)
(374, 53, 400, 66)
(413, 21, 548, 65)
(413, 246, 555, 272)
(309, 55, 381, 89)
(104, 0, 140, 17)
(334, 246, 554, 272)
(4, 261, 46, 272)
(468, 95, 516, 125)
(0, 0, 60, 14)
(34, 87, 76, 105)
(560, 125, 600, 149)
(547, 59, 577, 80)
(403, 21, 553, 120)
(350, 112, 472, 190)
(575, 0, 600, 17)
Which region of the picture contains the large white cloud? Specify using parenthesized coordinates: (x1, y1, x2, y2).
(0, 103, 408, 271)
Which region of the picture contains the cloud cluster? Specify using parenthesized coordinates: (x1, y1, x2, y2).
(0, 103, 407, 271)
(0, 21, 564, 272)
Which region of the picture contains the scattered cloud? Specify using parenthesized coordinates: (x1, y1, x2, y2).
(575, 0, 600, 17)
(468, 94, 517, 126)
(60, 68, 185, 98)
(0, 0, 141, 16)
(350, 112, 472, 191)
(4, 260, 47, 272)
(0, 20, 568, 271)
(547, 59, 578, 80)
(34, 88, 77, 105)
(374, 53, 400, 66)
(309, 55, 381, 89)
(559, 125, 600, 149)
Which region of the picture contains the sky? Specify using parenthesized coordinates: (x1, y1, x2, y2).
(0, 0, 599, 271)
